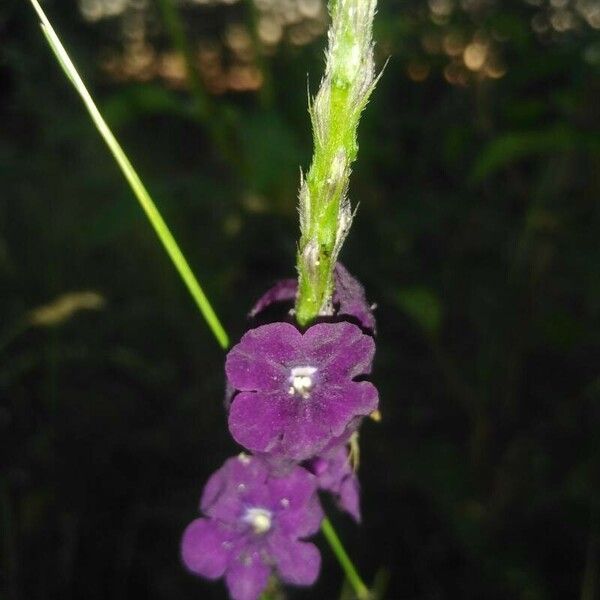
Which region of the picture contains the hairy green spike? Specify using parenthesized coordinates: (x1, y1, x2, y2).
(295, 0, 380, 326)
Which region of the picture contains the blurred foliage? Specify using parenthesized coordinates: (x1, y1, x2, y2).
(1, 0, 600, 599)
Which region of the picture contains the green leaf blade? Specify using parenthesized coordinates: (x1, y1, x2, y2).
(28, 0, 229, 350)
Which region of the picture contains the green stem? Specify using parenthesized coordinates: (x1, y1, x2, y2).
(28, 0, 229, 350)
(322, 517, 370, 600)
(295, 0, 379, 325)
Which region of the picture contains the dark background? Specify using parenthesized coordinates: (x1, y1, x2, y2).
(2, 0, 600, 598)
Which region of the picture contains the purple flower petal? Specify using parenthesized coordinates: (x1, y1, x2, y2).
(340, 475, 361, 522)
(200, 462, 231, 515)
(308, 446, 347, 490)
(201, 455, 269, 521)
(321, 420, 360, 453)
(278, 410, 333, 460)
(304, 321, 375, 380)
(306, 445, 361, 522)
(181, 518, 233, 579)
(333, 263, 376, 333)
(312, 382, 378, 436)
(277, 493, 324, 538)
(228, 391, 287, 454)
(268, 532, 321, 585)
(226, 323, 301, 392)
(225, 551, 270, 600)
(266, 467, 323, 537)
(266, 464, 317, 512)
(249, 279, 297, 317)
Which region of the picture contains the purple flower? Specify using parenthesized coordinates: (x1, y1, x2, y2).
(181, 454, 323, 600)
(248, 264, 376, 333)
(306, 444, 361, 522)
(226, 321, 378, 461)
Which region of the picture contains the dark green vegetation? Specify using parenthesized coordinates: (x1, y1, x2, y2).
(1, 1, 599, 598)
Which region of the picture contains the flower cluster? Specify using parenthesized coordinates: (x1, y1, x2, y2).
(181, 265, 378, 600)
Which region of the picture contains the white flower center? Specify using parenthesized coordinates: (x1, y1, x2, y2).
(244, 507, 273, 535)
(288, 366, 317, 398)
(237, 452, 251, 465)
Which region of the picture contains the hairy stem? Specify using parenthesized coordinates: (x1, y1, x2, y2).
(295, 0, 379, 325)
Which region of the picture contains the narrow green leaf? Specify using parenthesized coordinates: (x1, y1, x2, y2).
(28, 0, 229, 350)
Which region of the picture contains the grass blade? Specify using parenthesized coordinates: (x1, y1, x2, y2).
(28, 0, 229, 350)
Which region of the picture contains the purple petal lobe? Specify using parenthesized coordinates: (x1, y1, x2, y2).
(268, 467, 323, 537)
(311, 382, 378, 438)
(278, 409, 332, 461)
(321, 422, 360, 454)
(226, 323, 301, 392)
(249, 279, 297, 317)
(269, 532, 321, 585)
(304, 321, 375, 380)
(181, 518, 232, 579)
(267, 466, 317, 512)
(225, 551, 270, 600)
(340, 476, 361, 522)
(307, 445, 361, 522)
(201, 455, 270, 521)
(277, 493, 324, 538)
(228, 391, 285, 453)
(333, 263, 376, 333)
(200, 463, 232, 516)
